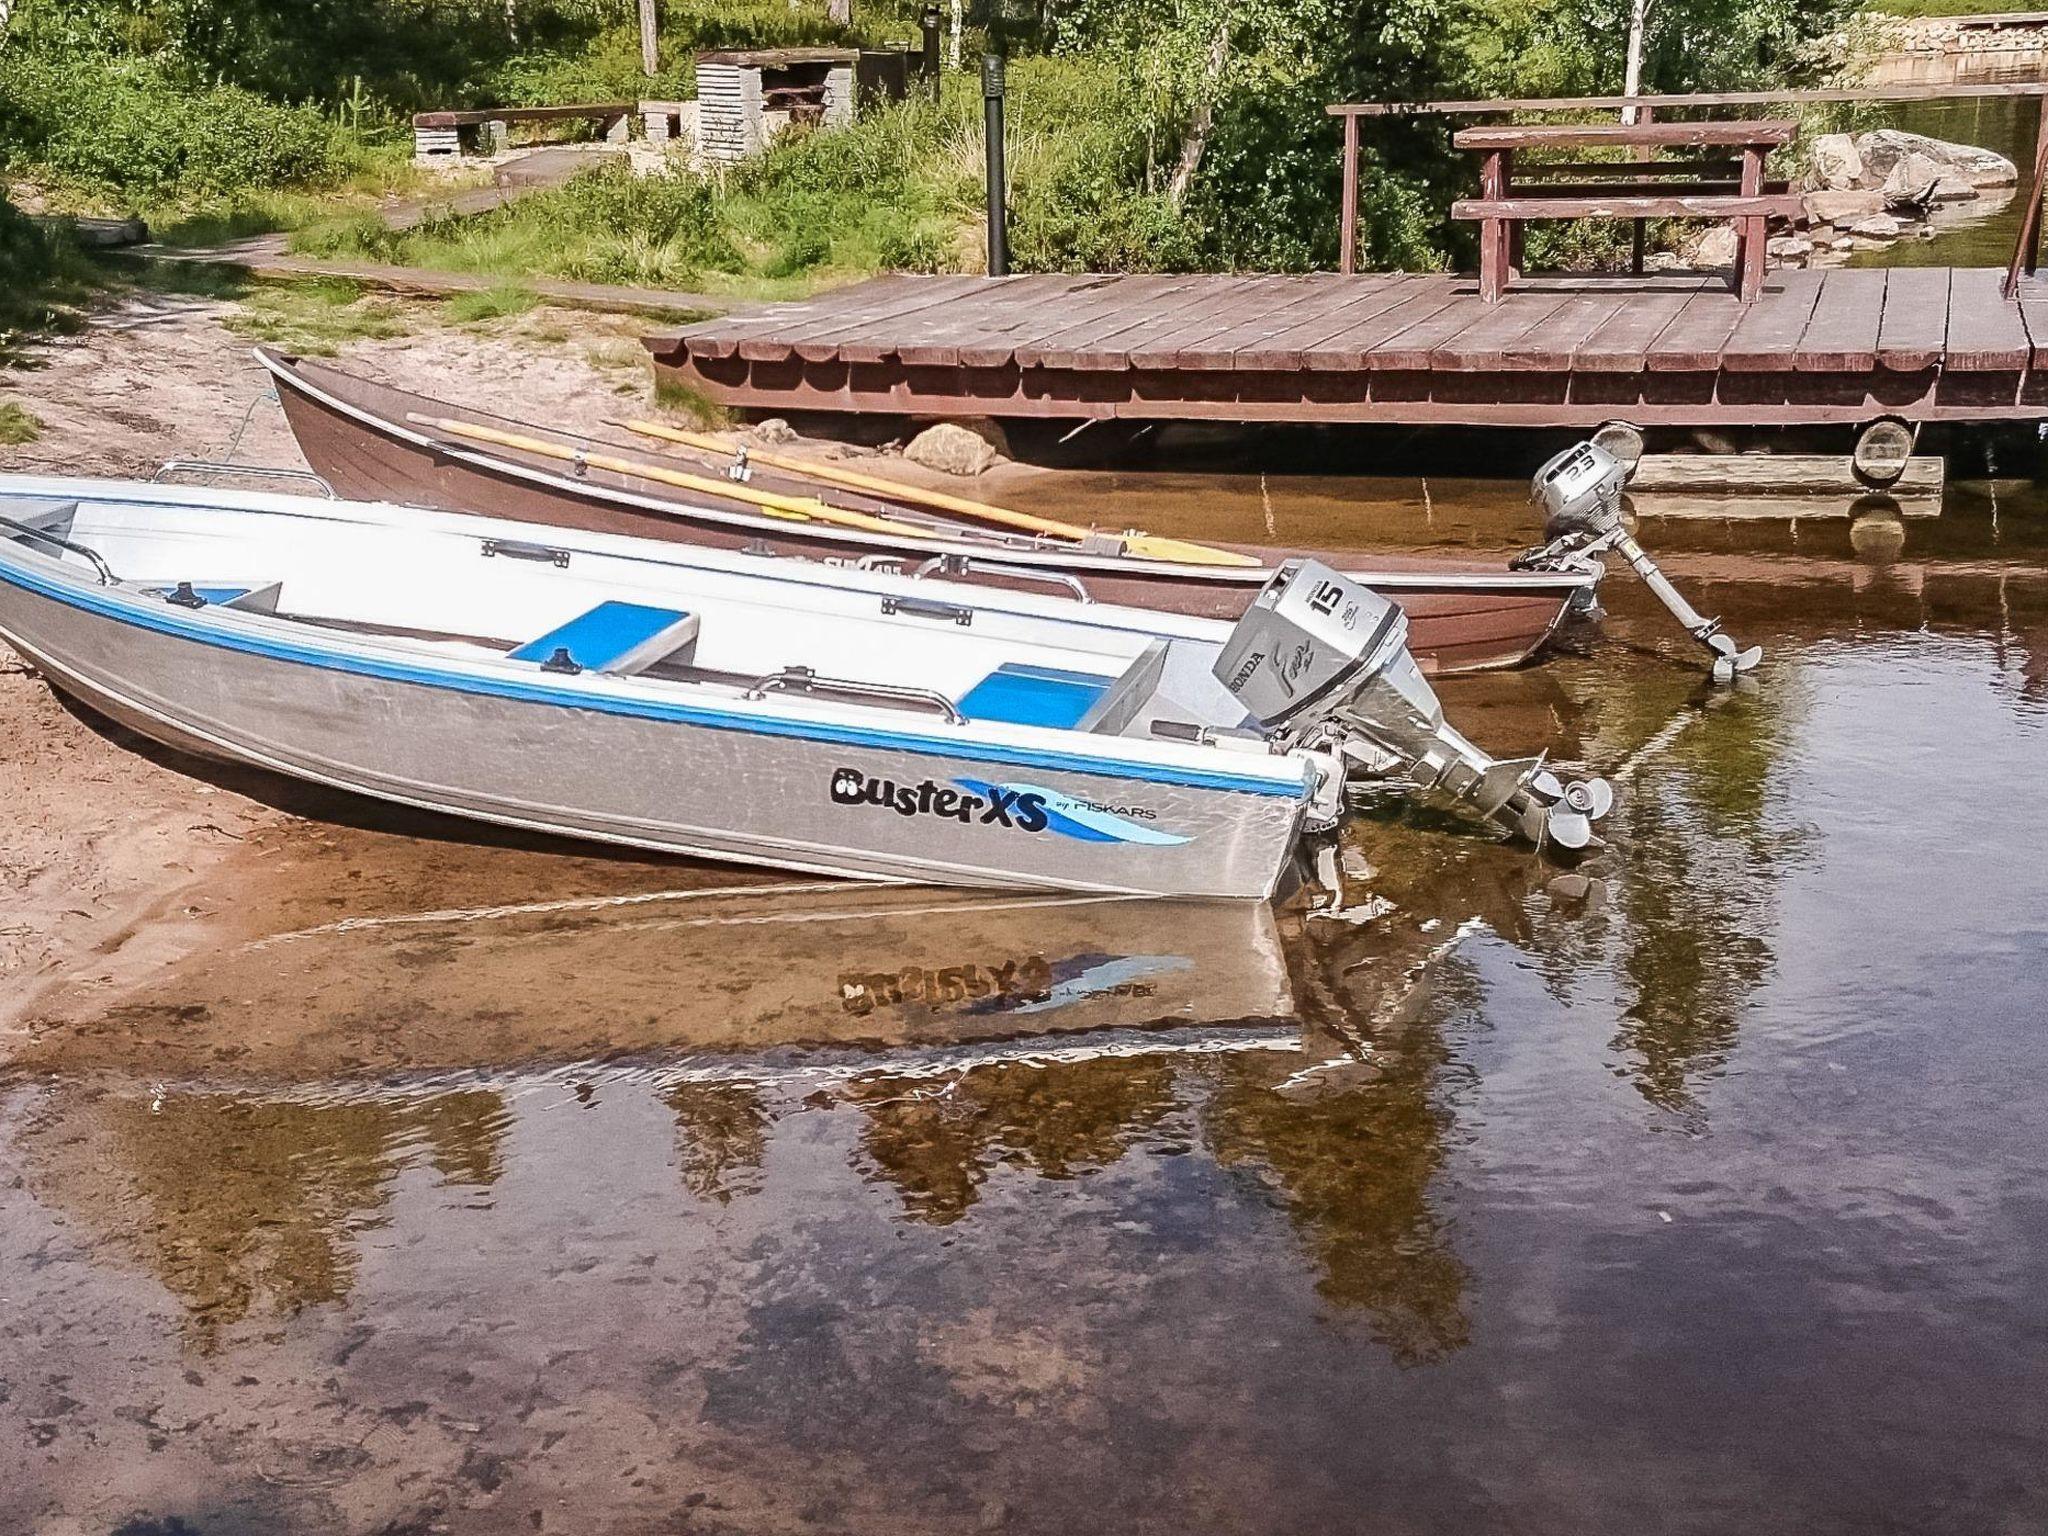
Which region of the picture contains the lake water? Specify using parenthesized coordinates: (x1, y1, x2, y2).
(3, 469, 2045, 1534)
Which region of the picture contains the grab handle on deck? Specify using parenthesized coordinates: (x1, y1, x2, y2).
(743, 666, 966, 725)
(481, 538, 573, 568)
(152, 461, 337, 499)
(0, 513, 117, 585)
(881, 593, 974, 626)
(911, 554, 1093, 603)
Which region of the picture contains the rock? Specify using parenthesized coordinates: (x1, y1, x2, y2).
(1855, 129, 2017, 190)
(1688, 224, 1739, 268)
(904, 420, 1006, 476)
(1804, 188, 1884, 226)
(750, 417, 797, 444)
(1848, 213, 1905, 240)
(1882, 153, 1978, 206)
(1767, 235, 1813, 260)
(1808, 132, 1863, 192)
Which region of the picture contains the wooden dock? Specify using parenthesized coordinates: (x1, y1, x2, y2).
(643, 267, 2048, 427)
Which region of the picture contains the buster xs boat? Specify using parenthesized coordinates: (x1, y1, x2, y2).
(0, 475, 1610, 899)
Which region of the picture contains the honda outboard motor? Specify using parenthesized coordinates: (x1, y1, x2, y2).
(1215, 560, 1613, 851)
(1521, 441, 1762, 682)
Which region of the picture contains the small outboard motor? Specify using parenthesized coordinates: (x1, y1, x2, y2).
(1523, 441, 1762, 683)
(1215, 560, 1613, 852)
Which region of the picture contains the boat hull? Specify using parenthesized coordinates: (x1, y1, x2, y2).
(0, 567, 1308, 901)
(264, 352, 1591, 675)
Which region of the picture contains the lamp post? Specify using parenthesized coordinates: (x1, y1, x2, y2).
(978, 0, 1033, 278)
(983, 50, 1008, 276)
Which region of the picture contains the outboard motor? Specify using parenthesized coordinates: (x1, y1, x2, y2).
(1215, 560, 1613, 852)
(1521, 441, 1762, 682)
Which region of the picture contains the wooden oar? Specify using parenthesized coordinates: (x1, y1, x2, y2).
(410, 416, 944, 542)
(619, 417, 1259, 569)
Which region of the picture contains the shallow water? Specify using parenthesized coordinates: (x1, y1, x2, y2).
(3, 476, 2047, 1534)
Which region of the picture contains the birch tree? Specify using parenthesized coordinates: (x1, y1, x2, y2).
(1620, 0, 1652, 123)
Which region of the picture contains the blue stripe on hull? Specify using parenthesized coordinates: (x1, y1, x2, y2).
(0, 558, 1308, 800)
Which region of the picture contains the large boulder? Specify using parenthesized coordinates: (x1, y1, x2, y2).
(1688, 224, 1740, 268)
(1804, 188, 1885, 226)
(1848, 212, 1906, 240)
(1855, 129, 2017, 189)
(1880, 153, 1977, 205)
(904, 419, 1008, 477)
(1808, 132, 1864, 192)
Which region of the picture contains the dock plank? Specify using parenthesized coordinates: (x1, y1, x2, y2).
(1721, 270, 1825, 372)
(1942, 266, 2031, 371)
(1876, 267, 1951, 372)
(1495, 290, 1643, 371)
(2016, 278, 2048, 367)
(1028, 277, 1254, 369)
(1303, 281, 1473, 369)
(1795, 268, 1886, 372)
(1365, 290, 1502, 369)
(1570, 284, 1704, 371)
(1176, 278, 1373, 368)
(830, 276, 1069, 365)
(1231, 277, 1407, 369)
(757, 275, 996, 362)
(1429, 290, 1576, 371)
(1644, 287, 1749, 371)
(952, 275, 1130, 367)
(1119, 280, 1292, 370)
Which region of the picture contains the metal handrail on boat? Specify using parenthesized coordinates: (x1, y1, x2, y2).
(911, 554, 1094, 603)
(0, 513, 117, 585)
(152, 460, 337, 498)
(742, 666, 966, 725)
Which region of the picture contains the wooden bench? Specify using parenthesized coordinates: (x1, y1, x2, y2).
(1449, 120, 1801, 302)
(412, 102, 636, 162)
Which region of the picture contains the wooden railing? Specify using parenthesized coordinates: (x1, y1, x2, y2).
(1327, 83, 2048, 297)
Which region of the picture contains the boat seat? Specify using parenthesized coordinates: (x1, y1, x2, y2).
(958, 662, 1117, 731)
(145, 581, 284, 614)
(958, 641, 1170, 735)
(509, 600, 700, 675)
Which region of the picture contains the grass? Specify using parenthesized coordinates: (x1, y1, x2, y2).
(220, 277, 416, 355)
(0, 403, 46, 445)
(442, 284, 541, 324)
(652, 375, 735, 429)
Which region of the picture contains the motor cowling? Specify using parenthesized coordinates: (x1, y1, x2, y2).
(1533, 440, 1628, 542)
(1215, 560, 1612, 852)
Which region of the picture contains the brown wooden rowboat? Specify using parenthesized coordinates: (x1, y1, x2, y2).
(258, 349, 1597, 675)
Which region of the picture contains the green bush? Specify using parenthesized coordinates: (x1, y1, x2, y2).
(0, 54, 348, 201)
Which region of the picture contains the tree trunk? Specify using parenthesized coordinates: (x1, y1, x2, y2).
(827, 0, 851, 23)
(503, 0, 519, 46)
(638, 0, 659, 76)
(1621, 0, 1652, 125)
(1166, 12, 1231, 212)
(949, 0, 964, 70)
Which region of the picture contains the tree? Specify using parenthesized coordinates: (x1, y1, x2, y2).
(1620, 0, 1652, 123)
(638, 0, 657, 74)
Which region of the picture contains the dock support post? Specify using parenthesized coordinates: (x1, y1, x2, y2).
(2005, 90, 2048, 298)
(1339, 111, 1359, 275)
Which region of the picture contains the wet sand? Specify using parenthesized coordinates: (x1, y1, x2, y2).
(5, 299, 2048, 1535)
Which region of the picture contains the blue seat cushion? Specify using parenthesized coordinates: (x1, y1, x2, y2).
(510, 601, 696, 673)
(959, 662, 1114, 731)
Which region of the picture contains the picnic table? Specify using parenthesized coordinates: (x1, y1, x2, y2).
(1448, 119, 1802, 303)
(412, 102, 636, 161)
